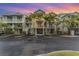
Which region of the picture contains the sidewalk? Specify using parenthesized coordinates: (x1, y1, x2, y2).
(60, 35, 79, 37)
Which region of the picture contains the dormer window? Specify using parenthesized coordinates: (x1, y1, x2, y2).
(34, 9, 45, 17)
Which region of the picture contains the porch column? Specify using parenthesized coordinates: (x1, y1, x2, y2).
(12, 16, 15, 33)
(46, 21, 49, 35)
(22, 15, 26, 31)
(3, 16, 7, 30)
(43, 20, 45, 35)
(35, 28, 37, 36)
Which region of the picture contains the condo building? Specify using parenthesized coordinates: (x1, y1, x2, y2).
(0, 12, 54, 36)
(0, 10, 79, 36)
(0, 14, 53, 35)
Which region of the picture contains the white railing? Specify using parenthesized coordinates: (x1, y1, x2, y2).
(2, 19, 23, 23)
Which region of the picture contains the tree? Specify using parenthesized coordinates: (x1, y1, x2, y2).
(0, 22, 3, 28)
(62, 13, 79, 35)
(44, 12, 60, 35)
(0, 22, 8, 34)
(0, 22, 4, 32)
(62, 15, 71, 34)
(25, 13, 36, 35)
(69, 14, 79, 35)
(53, 17, 60, 34)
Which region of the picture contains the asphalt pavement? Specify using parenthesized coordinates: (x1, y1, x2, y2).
(0, 36, 79, 56)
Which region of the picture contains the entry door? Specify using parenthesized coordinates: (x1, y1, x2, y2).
(37, 28, 43, 35)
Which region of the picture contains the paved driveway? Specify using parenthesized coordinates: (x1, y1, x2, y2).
(0, 36, 79, 56)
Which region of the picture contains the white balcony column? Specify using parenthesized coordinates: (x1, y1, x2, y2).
(2, 16, 7, 30)
(35, 27, 37, 36)
(35, 20, 37, 36)
(12, 16, 15, 32)
(43, 20, 45, 35)
(46, 21, 48, 35)
(12, 23, 15, 32)
(3, 16, 7, 23)
(2, 16, 4, 23)
(13, 16, 16, 23)
(22, 15, 26, 31)
(14, 16, 17, 23)
(5, 16, 7, 23)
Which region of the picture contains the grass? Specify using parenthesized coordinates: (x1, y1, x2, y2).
(44, 51, 79, 56)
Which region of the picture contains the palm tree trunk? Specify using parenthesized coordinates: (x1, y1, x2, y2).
(70, 26, 75, 36)
(70, 30, 75, 35)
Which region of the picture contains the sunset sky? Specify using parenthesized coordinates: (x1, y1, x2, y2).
(0, 3, 79, 14)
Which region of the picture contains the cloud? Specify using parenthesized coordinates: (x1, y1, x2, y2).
(0, 3, 79, 14)
(42, 3, 79, 13)
(0, 6, 36, 14)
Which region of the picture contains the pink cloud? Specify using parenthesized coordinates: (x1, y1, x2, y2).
(42, 4, 79, 14)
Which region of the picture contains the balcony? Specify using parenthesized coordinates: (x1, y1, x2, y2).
(36, 21, 44, 28)
(3, 19, 23, 23)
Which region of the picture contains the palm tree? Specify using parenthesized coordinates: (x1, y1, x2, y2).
(25, 15, 31, 35)
(53, 17, 60, 34)
(0, 22, 3, 28)
(62, 15, 71, 34)
(0, 22, 8, 34)
(0, 22, 4, 33)
(62, 13, 79, 35)
(43, 14, 51, 35)
(14, 23, 22, 34)
(25, 13, 37, 35)
(44, 12, 60, 35)
(69, 15, 79, 35)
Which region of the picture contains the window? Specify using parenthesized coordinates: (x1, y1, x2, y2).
(36, 21, 43, 27)
(7, 16, 12, 19)
(17, 15, 22, 19)
(26, 23, 30, 27)
(49, 23, 52, 28)
(0, 17, 3, 21)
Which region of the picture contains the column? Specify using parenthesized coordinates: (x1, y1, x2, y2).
(35, 27, 37, 36)
(46, 21, 48, 35)
(22, 15, 26, 32)
(43, 20, 45, 35)
(12, 16, 15, 32)
(3, 16, 7, 33)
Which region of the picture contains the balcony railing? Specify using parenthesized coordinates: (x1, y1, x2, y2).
(2, 19, 23, 23)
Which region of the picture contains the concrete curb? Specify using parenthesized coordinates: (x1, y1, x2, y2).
(37, 50, 79, 56)
(0, 34, 14, 39)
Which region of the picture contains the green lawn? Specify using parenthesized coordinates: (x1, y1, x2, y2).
(44, 51, 79, 56)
